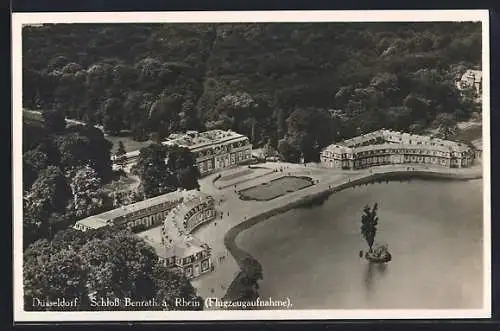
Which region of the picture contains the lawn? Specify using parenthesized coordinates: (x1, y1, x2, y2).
(238, 176, 315, 201)
(105, 134, 154, 154)
(102, 174, 140, 193)
(219, 169, 255, 182)
(22, 110, 45, 129)
(451, 124, 482, 143)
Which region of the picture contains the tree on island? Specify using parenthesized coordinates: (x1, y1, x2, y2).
(360, 203, 379, 253)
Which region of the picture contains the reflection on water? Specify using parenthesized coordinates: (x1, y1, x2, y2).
(364, 262, 388, 302)
(236, 179, 483, 309)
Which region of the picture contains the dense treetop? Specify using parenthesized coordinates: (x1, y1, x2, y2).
(24, 227, 203, 311)
(23, 22, 481, 159)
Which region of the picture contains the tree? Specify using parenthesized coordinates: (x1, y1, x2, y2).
(262, 141, 277, 158)
(165, 146, 200, 190)
(23, 146, 49, 172)
(277, 138, 300, 163)
(148, 93, 182, 141)
(283, 107, 334, 162)
(123, 91, 148, 129)
(24, 243, 88, 311)
(227, 257, 263, 302)
(116, 141, 127, 157)
(132, 144, 176, 198)
(153, 265, 203, 310)
(69, 164, 104, 218)
(23, 22, 481, 151)
(276, 108, 286, 140)
(360, 203, 379, 253)
(79, 231, 157, 302)
(408, 121, 426, 134)
(23, 147, 49, 191)
(433, 113, 458, 140)
(23, 166, 71, 241)
(23, 227, 202, 311)
(214, 92, 259, 141)
(42, 109, 66, 133)
(112, 189, 141, 208)
(53, 133, 92, 171)
(57, 124, 113, 181)
(403, 94, 433, 125)
(101, 97, 124, 135)
(115, 141, 127, 170)
(78, 124, 113, 182)
(179, 96, 203, 132)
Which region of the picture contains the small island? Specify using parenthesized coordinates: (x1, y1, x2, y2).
(360, 203, 392, 264)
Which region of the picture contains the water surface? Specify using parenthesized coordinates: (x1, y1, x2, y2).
(236, 179, 483, 309)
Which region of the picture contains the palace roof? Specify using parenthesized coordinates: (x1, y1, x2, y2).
(353, 142, 469, 154)
(163, 191, 213, 232)
(74, 217, 110, 229)
(157, 235, 209, 259)
(472, 138, 482, 151)
(323, 129, 471, 155)
(75, 189, 194, 228)
(322, 144, 353, 154)
(162, 130, 248, 151)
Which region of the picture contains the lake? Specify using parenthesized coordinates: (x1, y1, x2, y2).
(235, 179, 484, 309)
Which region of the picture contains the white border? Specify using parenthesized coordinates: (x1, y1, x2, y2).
(12, 10, 491, 322)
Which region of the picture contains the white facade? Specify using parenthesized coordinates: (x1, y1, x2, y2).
(73, 189, 195, 232)
(162, 130, 252, 176)
(111, 130, 253, 176)
(159, 193, 216, 279)
(320, 129, 476, 170)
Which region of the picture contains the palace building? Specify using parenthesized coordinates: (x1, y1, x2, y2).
(156, 235, 212, 280)
(73, 189, 195, 232)
(111, 130, 253, 176)
(157, 192, 216, 279)
(320, 129, 476, 170)
(73, 187, 216, 279)
(162, 130, 252, 176)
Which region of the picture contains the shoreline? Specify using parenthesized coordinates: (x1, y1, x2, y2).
(221, 168, 482, 302)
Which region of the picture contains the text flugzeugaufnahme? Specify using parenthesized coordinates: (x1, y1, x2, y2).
(30, 297, 293, 309)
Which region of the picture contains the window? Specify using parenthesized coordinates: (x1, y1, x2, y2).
(201, 259, 210, 272)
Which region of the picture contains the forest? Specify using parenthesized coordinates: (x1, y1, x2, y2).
(24, 227, 203, 311)
(22, 22, 481, 162)
(22, 111, 200, 247)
